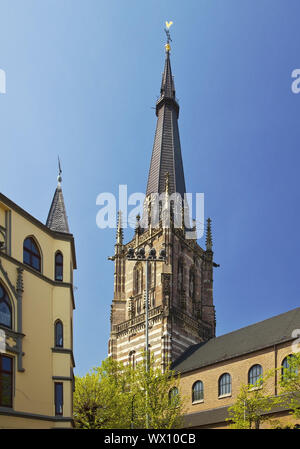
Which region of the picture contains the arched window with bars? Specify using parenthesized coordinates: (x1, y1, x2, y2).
(55, 251, 63, 281)
(248, 364, 263, 386)
(192, 380, 204, 402)
(23, 237, 41, 272)
(281, 355, 298, 379)
(55, 320, 63, 348)
(218, 373, 231, 397)
(133, 263, 143, 295)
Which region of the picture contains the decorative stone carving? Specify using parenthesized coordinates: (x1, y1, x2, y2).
(128, 297, 135, 319)
(161, 273, 171, 295)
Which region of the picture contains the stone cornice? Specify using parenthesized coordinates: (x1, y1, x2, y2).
(114, 305, 163, 338)
(0, 407, 74, 424)
(51, 347, 76, 368)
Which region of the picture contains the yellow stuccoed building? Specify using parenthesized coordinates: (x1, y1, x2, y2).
(0, 174, 76, 428)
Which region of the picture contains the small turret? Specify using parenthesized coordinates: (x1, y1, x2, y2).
(46, 158, 70, 233)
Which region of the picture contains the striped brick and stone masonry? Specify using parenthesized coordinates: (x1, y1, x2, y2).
(108, 219, 216, 368)
(108, 45, 217, 368)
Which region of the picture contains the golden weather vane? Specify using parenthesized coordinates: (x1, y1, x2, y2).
(164, 21, 173, 52)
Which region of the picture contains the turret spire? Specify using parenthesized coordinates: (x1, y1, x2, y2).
(46, 158, 70, 233)
(146, 24, 186, 200)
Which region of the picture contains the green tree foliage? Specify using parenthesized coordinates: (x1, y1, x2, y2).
(73, 357, 132, 428)
(73, 354, 184, 429)
(129, 353, 184, 429)
(227, 374, 282, 429)
(279, 352, 300, 419)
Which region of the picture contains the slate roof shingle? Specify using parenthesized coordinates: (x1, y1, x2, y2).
(46, 185, 70, 233)
(172, 307, 300, 374)
(146, 50, 186, 199)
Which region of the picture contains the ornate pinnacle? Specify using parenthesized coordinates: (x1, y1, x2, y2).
(165, 171, 170, 195)
(16, 267, 24, 292)
(128, 296, 134, 320)
(116, 211, 123, 245)
(206, 218, 213, 251)
(135, 214, 141, 234)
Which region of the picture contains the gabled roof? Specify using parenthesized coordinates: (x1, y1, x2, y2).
(46, 185, 70, 233)
(146, 50, 186, 198)
(172, 307, 300, 374)
(0, 191, 76, 269)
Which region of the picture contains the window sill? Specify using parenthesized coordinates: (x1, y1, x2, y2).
(218, 393, 232, 399)
(192, 400, 204, 405)
(249, 386, 263, 391)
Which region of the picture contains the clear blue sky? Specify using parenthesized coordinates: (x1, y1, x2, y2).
(1, 1, 300, 376)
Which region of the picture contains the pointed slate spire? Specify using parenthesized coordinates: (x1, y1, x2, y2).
(146, 45, 186, 199)
(160, 50, 176, 100)
(46, 159, 70, 233)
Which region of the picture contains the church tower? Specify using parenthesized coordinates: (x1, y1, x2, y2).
(108, 37, 217, 368)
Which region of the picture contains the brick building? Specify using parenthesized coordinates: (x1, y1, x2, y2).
(175, 307, 300, 428)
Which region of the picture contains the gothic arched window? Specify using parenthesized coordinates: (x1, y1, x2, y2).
(189, 268, 195, 299)
(218, 373, 231, 397)
(133, 263, 143, 295)
(192, 381, 204, 402)
(147, 261, 151, 288)
(55, 252, 63, 281)
(248, 364, 263, 386)
(0, 283, 12, 329)
(55, 320, 63, 348)
(23, 237, 41, 272)
(177, 259, 183, 292)
(282, 355, 298, 379)
(129, 350, 136, 368)
(169, 387, 179, 405)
